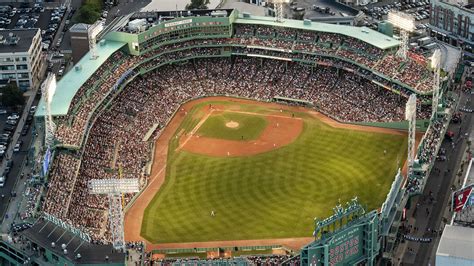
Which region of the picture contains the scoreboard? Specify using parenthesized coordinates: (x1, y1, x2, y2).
(301, 210, 379, 266)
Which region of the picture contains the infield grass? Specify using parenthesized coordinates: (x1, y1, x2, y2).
(197, 112, 267, 141)
(141, 100, 407, 243)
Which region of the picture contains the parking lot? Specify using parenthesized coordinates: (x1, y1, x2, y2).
(0, 3, 72, 51)
(359, 0, 431, 29)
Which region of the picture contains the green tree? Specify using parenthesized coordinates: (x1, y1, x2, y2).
(292, 11, 305, 20)
(78, 5, 101, 24)
(74, 0, 103, 24)
(186, 0, 210, 10)
(1, 84, 25, 108)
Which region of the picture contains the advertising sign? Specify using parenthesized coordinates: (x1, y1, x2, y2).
(42, 148, 51, 177)
(328, 226, 363, 265)
(453, 185, 474, 212)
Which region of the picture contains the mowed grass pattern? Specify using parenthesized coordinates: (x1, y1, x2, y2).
(141, 104, 407, 244)
(197, 112, 268, 141)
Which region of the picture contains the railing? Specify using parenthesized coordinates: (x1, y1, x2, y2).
(42, 212, 91, 242)
(153, 245, 282, 254)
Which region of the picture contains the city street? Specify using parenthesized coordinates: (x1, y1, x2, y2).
(395, 79, 473, 265)
(0, 95, 40, 223)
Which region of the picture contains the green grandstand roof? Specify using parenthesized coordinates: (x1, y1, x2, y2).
(36, 40, 126, 117)
(234, 15, 400, 50)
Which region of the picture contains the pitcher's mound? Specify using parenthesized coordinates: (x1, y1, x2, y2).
(226, 121, 239, 129)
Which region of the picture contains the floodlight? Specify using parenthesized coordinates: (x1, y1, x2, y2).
(387, 11, 415, 32)
(88, 178, 140, 251)
(89, 21, 104, 40)
(273, 0, 290, 23)
(405, 94, 416, 120)
(88, 178, 140, 195)
(88, 20, 105, 60)
(431, 49, 441, 69)
(41, 73, 57, 104)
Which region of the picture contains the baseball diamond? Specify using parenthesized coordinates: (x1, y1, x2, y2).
(129, 98, 407, 244)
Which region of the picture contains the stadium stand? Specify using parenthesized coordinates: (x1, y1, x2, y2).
(43, 56, 432, 242)
(34, 10, 444, 252)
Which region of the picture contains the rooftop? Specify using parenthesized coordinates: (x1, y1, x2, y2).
(0, 29, 39, 53)
(436, 225, 474, 261)
(305, 0, 359, 18)
(224, 2, 267, 16)
(235, 14, 400, 50)
(69, 23, 90, 33)
(36, 40, 126, 117)
(23, 219, 125, 264)
(141, 0, 221, 12)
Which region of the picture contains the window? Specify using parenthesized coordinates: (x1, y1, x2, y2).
(18, 80, 30, 90)
(16, 65, 28, 70)
(0, 65, 15, 71)
(1, 73, 16, 79)
(17, 73, 29, 79)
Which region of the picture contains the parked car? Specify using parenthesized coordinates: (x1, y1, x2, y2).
(0, 109, 7, 114)
(7, 114, 19, 120)
(6, 119, 17, 126)
(4, 166, 10, 176)
(4, 127, 13, 132)
(0, 176, 5, 187)
(11, 222, 32, 232)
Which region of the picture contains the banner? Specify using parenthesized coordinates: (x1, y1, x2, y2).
(453, 185, 473, 212)
(403, 235, 432, 243)
(42, 148, 51, 177)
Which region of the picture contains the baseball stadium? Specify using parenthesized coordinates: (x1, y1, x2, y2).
(28, 8, 458, 266)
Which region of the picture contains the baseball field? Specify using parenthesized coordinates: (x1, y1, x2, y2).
(125, 97, 408, 248)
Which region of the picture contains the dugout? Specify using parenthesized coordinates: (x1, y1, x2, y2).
(273, 96, 313, 107)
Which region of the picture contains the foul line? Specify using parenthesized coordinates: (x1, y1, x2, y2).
(176, 109, 215, 151)
(176, 108, 302, 152)
(217, 109, 303, 120)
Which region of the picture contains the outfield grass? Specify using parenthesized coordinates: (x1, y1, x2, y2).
(197, 112, 267, 141)
(141, 101, 407, 243)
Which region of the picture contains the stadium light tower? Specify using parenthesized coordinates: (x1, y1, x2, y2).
(387, 11, 415, 59)
(88, 20, 104, 60)
(41, 73, 57, 148)
(88, 178, 140, 251)
(274, 0, 289, 23)
(405, 94, 417, 179)
(430, 49, 441, 120)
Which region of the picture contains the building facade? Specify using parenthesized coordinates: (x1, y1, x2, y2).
(0, 29, 43, 91)
(429, 0, 474, 56)
(69, 23, 90, 64)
